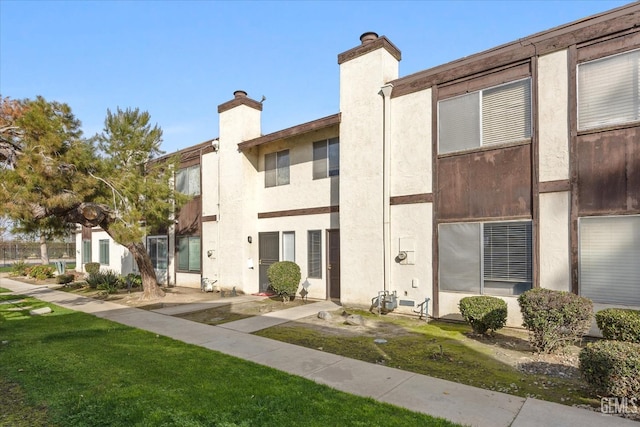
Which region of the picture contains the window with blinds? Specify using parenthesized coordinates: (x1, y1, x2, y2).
(439, 220, 533, 296)
(438, 78, 531, 154)
(177, 236, 201, 272)
(578, 49, 640, 131)
(99, 239, 110, 265)
(282, 231, 295, 262)
(265, 150, 290, 187)
(307, 230, 322, 278)
(579, 215, 640, 306)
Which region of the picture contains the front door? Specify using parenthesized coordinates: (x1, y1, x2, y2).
(259, 232, 279, 293)
(327, 229, 340, 300)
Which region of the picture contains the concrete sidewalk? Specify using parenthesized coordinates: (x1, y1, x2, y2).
(1, 278, 634, 427)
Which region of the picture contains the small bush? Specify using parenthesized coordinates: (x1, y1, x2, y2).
(124, 273, 142, 290)
(267, 261, 301, 302)
(56, 273, 75, 285)
(596, 308, 640, 343)
(28, 265, 55, 280)
(86, 270, 121, 293)
(10, 260, 29, 277)
(459, 296, 507, 335)
(579, 340, 640, 398)
(84, 262, 100, 274)
(518, 288, 593, 353)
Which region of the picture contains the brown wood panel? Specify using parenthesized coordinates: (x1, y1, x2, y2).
(82, 226, 92, 240)
(176, 196, 201, 235)
(437, 145, 532, 221)
(438, 62, 530, 100)
(577, 127, 640, 215)
(577, 29, 640, 62)
(201, 215, 217, 222)
(390, 193, 433, 205)
(258, 205, 339, 219)
(539, 179, 571, 193)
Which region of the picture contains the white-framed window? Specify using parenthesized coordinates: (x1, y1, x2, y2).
(579, 215, 640, 306)
(438, 78, 532, 154)
(313, 138, 339, 179)
(578, 49, 640, 131)
(265, 150, 290, 187)
(176, 164, 201, 196)
(82, 239, 92, 264)
(307, 230, 322, 278)
(147, 236, 168, 271)
(282, 231, 295, 262)
(439, 220, 533, 296)
(99, 239, 110, 265)
(177, 236, 200, 272)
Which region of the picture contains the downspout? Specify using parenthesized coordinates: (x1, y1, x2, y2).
(213, 138, 221, 285)
(380, 84, 393, 292)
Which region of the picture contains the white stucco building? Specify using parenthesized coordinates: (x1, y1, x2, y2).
(77, 3, 640, 326)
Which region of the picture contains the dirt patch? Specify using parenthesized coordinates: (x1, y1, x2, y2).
(176, 297, 307, 325)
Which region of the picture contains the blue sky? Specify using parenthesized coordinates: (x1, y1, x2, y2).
(0, 0, 631, 153)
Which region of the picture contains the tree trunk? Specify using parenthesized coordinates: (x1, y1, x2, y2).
(127, 241, 165, 300)
(39, 234, 49, 265)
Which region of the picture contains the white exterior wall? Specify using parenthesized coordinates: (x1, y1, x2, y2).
(91, 230, 134, 274)
(440, 291, 524, 328)
(339, 46, 399, 305)
(255, 213, 338, 300)
(539, 192, 571, 291)
(217, 103, 261, 293)
(538, 49, 570, 182)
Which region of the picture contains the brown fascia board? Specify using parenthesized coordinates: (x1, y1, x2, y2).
(150, 139, 217, 165)
(390, 3, 640, 98)
(217, 97, 263, 114)
(237, 113, 341, 150)
(337, 36, 402, 65)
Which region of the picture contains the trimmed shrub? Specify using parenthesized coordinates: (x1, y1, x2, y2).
(579, 340, 640, 398)
(10, 260, 29, 277)
(518, 288, 593, 353)
(84, 262, 100, 274)
(56, 273, 75, 285)
(459, 296, 507, 335)
(596, 308, 640, 343)
(124, 273, 142, 290)
(28, 265, 55, 280)
(267, 261, 301, 302)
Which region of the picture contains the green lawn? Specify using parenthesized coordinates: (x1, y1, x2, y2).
(0, 295, 461, 427)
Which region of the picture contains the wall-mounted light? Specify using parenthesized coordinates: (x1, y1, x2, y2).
(247, 236, 252, 244)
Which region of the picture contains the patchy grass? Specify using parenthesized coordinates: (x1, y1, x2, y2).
(255, 309, 595, 408)
(0, 296, 460, 427)
(0, 287, 11, 293)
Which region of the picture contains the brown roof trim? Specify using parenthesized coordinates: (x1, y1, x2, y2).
(390, 3, 640, 98)
(149, 139, 217, 165)
(217, 96, 263, 114)
(338, 36, 402, 65)
(238, 113, 341, 150)
(258, 205, 339, 219)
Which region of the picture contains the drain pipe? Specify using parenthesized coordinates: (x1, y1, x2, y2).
(379, 84, 393, 292)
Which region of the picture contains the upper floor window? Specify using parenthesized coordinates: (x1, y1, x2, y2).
(313, 138, 339, 179)
(438, 78, 532, 154)
(265, 150, 290, 187)
(578, 49, 640, 131)
(176, 165, 201, 196)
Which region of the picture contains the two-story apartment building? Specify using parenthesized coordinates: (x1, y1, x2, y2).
(77, 3, 640, 326)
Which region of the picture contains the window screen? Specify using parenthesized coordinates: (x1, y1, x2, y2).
(283, 231, 295, 262)
(99, 239, 110, 265)
(265, 150, 290, 187)
(578, 49, 640, 130)
(579, 215, 640, 305)
(176, 165, 201, 196)
(308, 230, 322, 278)
(178, 236, 201, 272)
(439, 223, 481, 293)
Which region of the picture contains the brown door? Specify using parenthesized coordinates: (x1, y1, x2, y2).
(259, 232, 279, 293)
(327, 229, 340, 300)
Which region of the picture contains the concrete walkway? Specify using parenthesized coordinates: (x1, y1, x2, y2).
(1, 278, 635, 427)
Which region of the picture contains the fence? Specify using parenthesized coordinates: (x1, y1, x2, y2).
(0, 241, 76, 266)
